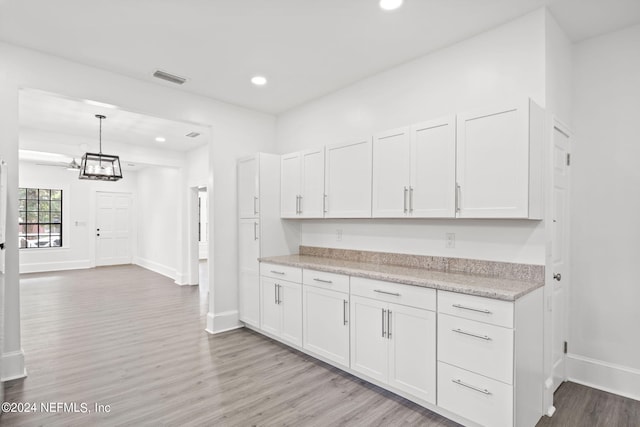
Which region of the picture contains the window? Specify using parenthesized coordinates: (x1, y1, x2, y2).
(18, 188, 63, 249)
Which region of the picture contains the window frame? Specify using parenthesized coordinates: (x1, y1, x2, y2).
(18, 187, 64, 250)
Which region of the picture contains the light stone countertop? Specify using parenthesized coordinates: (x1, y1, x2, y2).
(259, 254, 543, 301)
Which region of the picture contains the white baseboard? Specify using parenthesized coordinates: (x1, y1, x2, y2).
(567, 353, 640, 401)
(19, 259, 91, 274)
(2, 349, 27, 381)
(205, 310, 241, 334)
(134, 257, 176, 280)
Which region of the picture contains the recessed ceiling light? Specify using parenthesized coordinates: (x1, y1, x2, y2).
(251, 76, 268, 86)
(379, 0, 403, 11)
(155, 137, 166, 142)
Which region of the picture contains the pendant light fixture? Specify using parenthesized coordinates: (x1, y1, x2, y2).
(79, 114, 122, 181)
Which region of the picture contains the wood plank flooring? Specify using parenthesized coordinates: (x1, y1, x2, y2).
(1, 265, 638, 426)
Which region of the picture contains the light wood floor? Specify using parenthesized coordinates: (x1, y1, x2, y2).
(2, 265, 638, 426)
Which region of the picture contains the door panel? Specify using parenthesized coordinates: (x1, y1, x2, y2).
(281, 153, 300, 218)
(552, 125, 571, 391)
(410, 117, 456, 218)
(239, 219, 260, 327)
(300, 149, 325, 218)
(238, 156, 258, 218)
(260, 277, 280, 336)
(325, 138, 372, 218)
(302, 286, 350, 367)
(96, 192, 131, 266)
(280, 281, 303, 347)
(388, 304, 436, 404)
(350, 296, 388, 382)
(372, 128, 411, 217)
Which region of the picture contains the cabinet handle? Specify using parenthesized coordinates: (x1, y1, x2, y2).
(452, 303, 492, 314)
(270, 270, 285, 275)
(299, 195, 303, 214)
(323, 194, 328, 213)
(455, 183, 461, 213)
(253, 222, 259, 240)
(452, 328, 492, 341)
(452, 379, 491, 395)
(313, 278, 333, 284)
(274, 283, 278, 304)
(387, 310, 392, 340)
(295, 195, 300, 214)
(409, 187, 414, 213)
(253, 196, 259, 215)
(343, 300, 348, 325)
(381, 309, 386, 338)
(374, 289, 400, 297)
(403, 187, 408, 213)
(277, 284, 282, 305)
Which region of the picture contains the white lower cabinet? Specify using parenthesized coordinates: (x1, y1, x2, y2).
(260, 277, 302, 347)
(302, 281, 350, 367)
(350, 278, 437, 405)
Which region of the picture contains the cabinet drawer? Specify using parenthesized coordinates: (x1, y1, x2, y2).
(438, 361, 513, 427)
(260, 263, 302, 283)
(303, 269, 349, 293)
(351, 277, 436, 311)
(438, 313, 513, 384)
(438, 290, 513, 328)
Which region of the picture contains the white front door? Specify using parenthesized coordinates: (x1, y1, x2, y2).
(96, 192, 132, 266)
(551, 123, 571, 391)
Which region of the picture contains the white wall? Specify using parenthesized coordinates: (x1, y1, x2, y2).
(0, 41, 276, 379)
(18, 161, 138, 273)
(568, 23, 640, 400)
(276, 10, 548, 265)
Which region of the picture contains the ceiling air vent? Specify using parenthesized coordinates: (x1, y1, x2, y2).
(186, 132, 201, 138)
(152, 70, 187, 85)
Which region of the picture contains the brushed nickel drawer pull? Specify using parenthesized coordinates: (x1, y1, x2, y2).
(313, 278, 333, 284)
(343, 300, 348, 325)
(387, 310, 392, 339)
(381, 309, 386, 338)
(452, 328, 492, 341)
(452, 303, 492, 314)
(374, 289, 400, 297)
(452, 378, 491, 395)
(270, 270, 286, 275)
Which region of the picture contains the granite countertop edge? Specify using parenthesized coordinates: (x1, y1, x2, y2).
(258, 255, 543, 301)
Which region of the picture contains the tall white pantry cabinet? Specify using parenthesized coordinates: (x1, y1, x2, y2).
(237, 153, 298, 328)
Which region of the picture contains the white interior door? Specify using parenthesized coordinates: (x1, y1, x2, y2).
(96, 192, 132, 266)
(551, 123, 571, 391)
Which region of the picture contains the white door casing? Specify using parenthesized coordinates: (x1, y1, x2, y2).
(95, 192, 132, 266)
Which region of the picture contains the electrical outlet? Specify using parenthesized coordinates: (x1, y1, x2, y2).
(336, 229, 343, 242)
(445, 233, 455, 248)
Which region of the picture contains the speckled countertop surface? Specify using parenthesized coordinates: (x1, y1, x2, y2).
(259, 254, 543, 301)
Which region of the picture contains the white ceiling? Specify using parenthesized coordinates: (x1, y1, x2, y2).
(19, 89, 210, 153)
(1, 0, 639, 114)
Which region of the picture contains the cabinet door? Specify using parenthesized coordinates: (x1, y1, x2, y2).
(372, 127, 411, 218)
(350, 296, 388, 382)
(410, 116, 456, 218)
(302, 286, 350, 367)
(325, 138, 372, 218)
(456, 102, 530, 218)
(238, 156, 258, 219)
(387, 303, 436, 404)
(260, 277, 281, 336)
(279, 281, 302, 347)
(238, 219, 260, 327)
(281, 152, 301, 218)
(300, 148, 325, 218)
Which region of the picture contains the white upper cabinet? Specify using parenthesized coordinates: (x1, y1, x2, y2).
(238, 156, 258, 219)
(280, 152, 301, 218)
(280, 149, 325, 218)
(456, 100, 543, 219)
(372, 127, 411, 218)
(325, 138, 372, 218)
(410, 116, 457, 218)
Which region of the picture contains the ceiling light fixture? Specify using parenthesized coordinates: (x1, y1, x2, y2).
(185, 132, 201, 138)
(79, 115, 123, 181)
(153, 69, 187, 85)
(379, 0, 403, 11)
(155, 137, 166, 142)
(251, 75, 267, 86)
